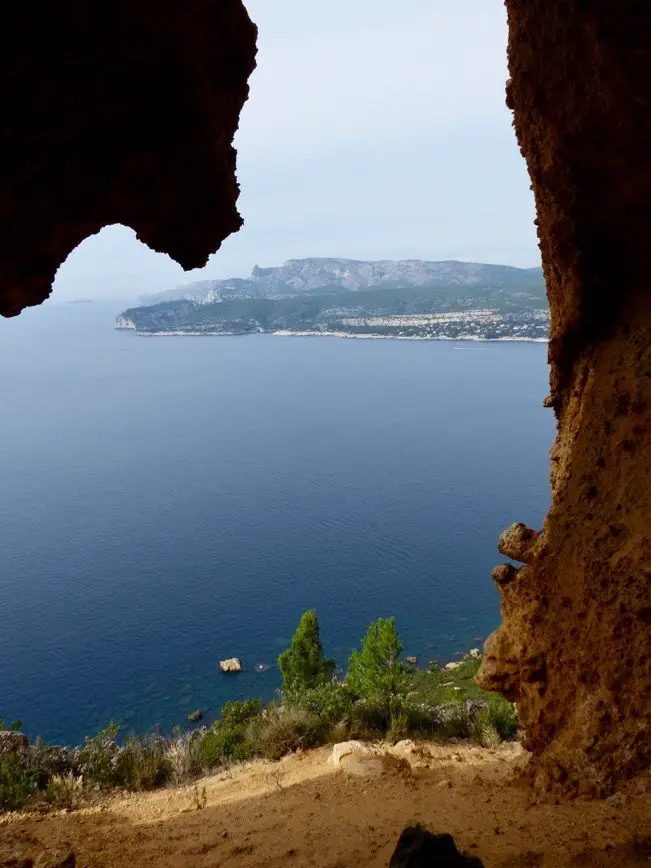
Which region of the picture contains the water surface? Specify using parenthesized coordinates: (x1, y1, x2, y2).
(0, 303, 554, 743)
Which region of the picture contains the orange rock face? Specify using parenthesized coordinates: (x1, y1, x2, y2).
(477, 1, 651, 797)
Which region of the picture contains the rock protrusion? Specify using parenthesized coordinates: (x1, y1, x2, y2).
(497, 523, 540, 563)
(491, 563, 519, 586)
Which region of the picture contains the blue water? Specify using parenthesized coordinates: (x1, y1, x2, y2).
(0, 303, 555, 744)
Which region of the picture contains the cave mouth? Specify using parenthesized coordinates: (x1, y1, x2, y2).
(2, 0, 650, 800)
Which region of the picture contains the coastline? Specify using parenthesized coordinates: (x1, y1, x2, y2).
(129, 328, 548, 344)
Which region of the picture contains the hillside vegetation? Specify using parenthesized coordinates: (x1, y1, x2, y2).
(0, 613, 515, 812)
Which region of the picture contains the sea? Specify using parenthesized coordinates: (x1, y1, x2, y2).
(0, 302, 555, 745)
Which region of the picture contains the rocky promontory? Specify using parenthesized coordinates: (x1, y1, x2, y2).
(115, 258, 549, 341)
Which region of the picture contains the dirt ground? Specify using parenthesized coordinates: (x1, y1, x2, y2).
(1, 742, 650, 867)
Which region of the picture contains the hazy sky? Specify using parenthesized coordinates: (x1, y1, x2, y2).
(53, 0, 539, 303)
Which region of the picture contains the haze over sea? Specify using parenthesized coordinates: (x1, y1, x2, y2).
(0, 303, 554, 745)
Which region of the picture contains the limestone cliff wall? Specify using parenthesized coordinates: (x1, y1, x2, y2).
(477, 1, 651, 797)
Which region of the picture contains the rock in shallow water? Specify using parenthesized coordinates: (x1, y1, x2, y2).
(219, 658, 242, 673)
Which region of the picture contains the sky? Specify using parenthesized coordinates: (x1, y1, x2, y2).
(52, 0, 539, 303)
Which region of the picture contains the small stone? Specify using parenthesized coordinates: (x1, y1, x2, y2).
(187, 709, 202, 723)
(219, 658, 242, 673)
(404, 656, 418, 665)
(444, 661, 460, 671)
(330, 741, 374, 766)
(339, 752, 410, 778)
(468, 648, 482, 659)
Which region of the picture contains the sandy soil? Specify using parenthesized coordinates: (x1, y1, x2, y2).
(1, 742, 649, 867)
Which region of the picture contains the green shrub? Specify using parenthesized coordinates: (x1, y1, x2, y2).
(283, 682, 353, 728)
(248, 706, 326, 760)
(75, 724, 172, 791)
(221, 699, 264, 728)
(348, 698, 390, 737)
(200, 699, 262, 767)
(485, 694, 519, 740)
(75, 722, 122, 789)
(165, 732, 205, 784)
(114, 734, 171, 790)
(451, 657, 482, 681)
(45, 772, 84, 810)
(347, 617, 407, 714)
(278, 611, 335, 691)
(0, 753, 42, 811)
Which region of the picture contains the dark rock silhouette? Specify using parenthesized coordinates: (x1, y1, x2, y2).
(389, 826, 484, 867)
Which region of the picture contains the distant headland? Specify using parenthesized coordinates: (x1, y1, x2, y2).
(115, 258, 549, 342)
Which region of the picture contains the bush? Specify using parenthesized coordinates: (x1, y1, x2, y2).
(348, 698, 390, 737)
(278, 611, 335, 691)
(283, 683, 353, 728)
(430, 699, 477, 740)
(74, 722, 122, 789)
(0, 753, 42, 811)
(484, 694, 519, 741)
(248, 706, 326, 760)
(45, 772, 84, 810)
(113, 734, 171, 790)
(165, 732, 205, 784)
(200, 699, 262, 767)
(450, 657, 482, 681)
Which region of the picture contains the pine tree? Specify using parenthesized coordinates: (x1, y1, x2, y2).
(347, 617, 406, 708)
(278, 610, 335, 691)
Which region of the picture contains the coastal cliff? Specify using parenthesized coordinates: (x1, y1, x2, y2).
(116, 258, 549, 341)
